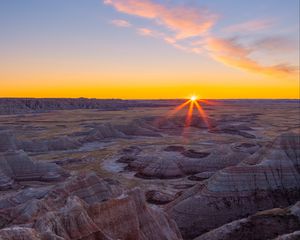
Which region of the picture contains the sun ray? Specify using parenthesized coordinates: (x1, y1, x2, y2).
(166, 100, 191, 118)
(194, 100, 210, 128)
(198, 99, 220, 106)
(154, 95, 215, 134)
(184, 100, 194, 130)
(152, 99, 190, 127)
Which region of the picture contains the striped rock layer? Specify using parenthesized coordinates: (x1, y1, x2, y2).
(0, 173, 182, 240)
(167, 132, 300, 239)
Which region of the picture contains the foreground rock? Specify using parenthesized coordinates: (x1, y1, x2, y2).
(167, 132, 300, 239)
(0, 173, 182, 240)
(195, 201, 300, 240)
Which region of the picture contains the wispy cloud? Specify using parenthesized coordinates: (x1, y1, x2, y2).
(223, 19, 273, 33)
(111, 19, 131, 27)
(137, 27, 158, 37)
(104, 0, 217, 39)
(254, 36, 298, 52)
(205, 37, 297, 76)
(104, 0, 298, 77)
(136, 27, 193, 53)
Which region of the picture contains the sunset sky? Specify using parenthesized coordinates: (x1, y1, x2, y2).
(1, 0, 299, 99)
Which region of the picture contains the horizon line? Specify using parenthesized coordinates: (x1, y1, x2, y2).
(0, 97, 299, 101)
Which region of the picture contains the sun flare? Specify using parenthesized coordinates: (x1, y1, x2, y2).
(190, 95, 197, 101)
(163, 95, 216, 139)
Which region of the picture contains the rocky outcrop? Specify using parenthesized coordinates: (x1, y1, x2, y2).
(0, 130, 67, 190)
(83, 123, 126, 142)
(44, 172, 123, 206)
(0, 150, 66, 189)
(0, 173, 182, 240)
(88, 188, 181, 240)
(127, 146, 249, 179)
(195, 201, 300, 240)
(34, 196, 112, 240)
(0, 187, 51, 210)
(167, 132, 300, 239)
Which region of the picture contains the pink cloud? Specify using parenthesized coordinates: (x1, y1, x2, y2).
(136, 27, 193, 53)
(137, 28, 154, 36)
(105, 0, 298, 77)
(111, 19, 131, 27)
(104, 0, 217, 39)
(224, 19, 273, 33)
(205, 37, 297, 76)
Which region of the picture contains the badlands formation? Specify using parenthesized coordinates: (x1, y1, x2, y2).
(0, 99, 299, 239)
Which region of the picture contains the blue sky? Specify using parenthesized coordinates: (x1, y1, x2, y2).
(0, 0, 299, 98)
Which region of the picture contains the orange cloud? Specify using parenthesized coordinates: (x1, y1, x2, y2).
(104, 0, 216, 39)
(111, 19, 131, 27)
(205, 37, 298, 76)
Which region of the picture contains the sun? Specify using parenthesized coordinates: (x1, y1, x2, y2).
(162, 94, 220, 133)
(190, 95, 197, 101)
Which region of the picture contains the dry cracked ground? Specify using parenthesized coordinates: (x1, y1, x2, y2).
(0, 99, 299, 240)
